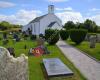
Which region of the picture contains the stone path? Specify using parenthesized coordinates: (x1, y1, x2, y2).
(56, 40, 100, 80)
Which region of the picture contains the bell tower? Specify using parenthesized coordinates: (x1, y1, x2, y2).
(48, 5, 54, 14)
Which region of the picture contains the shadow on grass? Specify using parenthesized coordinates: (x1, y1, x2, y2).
(40, 63, 49, 80)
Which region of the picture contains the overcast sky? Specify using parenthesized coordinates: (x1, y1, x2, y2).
(0, 0, 100, 25)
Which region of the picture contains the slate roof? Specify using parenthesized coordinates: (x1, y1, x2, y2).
(48, 22, 56, 27)
(48, 21, 61, 28)
(29, 14, 47, 23)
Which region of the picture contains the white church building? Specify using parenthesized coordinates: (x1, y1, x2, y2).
(22, 5, 62, 35)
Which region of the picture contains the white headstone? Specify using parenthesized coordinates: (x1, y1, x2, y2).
(97, 34, 100, 43)
(90, 36, 96, 48)
(0, 47, 28, 80)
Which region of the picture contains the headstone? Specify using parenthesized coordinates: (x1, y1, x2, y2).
(3, 32, 7, 39)
(97, 34, 100, 43)
(37, 37, 50, 54)
(13, 33, 20, 42)
(0, 47, 28, 80)
(43, 58, 74, 77)
(24, 45, 27, 49)
(90, 36, 96, 48)
(2, 39, 9, 45)
(7, 47, 15, 57)
(37, 37, 45, 46)
(85, 34, 90, 41)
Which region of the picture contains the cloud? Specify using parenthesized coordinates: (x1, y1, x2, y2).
(47, 0, 68, 2)
(0, 1, 16, 8)
(89, 8, 100, 11)
(56, 11, 84, 24)
(56, 10, 100, 26)
(56, 7, 73, 11)
(87, 15, 100, 26)
(0, 10, 42, 25)
(0, 9, 100, 26)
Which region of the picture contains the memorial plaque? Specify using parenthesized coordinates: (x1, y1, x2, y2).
(43, 58, 74, 77)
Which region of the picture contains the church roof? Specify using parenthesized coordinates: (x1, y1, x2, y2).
(29, 14, 47, 23)
(48, 22, 56, 27)
(48, 21, 61, 27)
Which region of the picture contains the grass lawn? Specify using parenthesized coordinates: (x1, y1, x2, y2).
(67, 39, 100, 61)
(0, 37, 86, 80)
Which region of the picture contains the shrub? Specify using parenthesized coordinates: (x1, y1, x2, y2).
(45, 29, 55, 40)
(70, 29, 88, 44)
(48, 30, 59, 45)
(30, 35, 36, 40)
(39, 34, 45, 38)
(60, 30, 69, 40)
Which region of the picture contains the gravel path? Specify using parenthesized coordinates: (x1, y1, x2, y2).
(56, 41, 100, 80)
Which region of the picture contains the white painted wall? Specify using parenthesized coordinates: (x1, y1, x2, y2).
(40, 14, 62, 34)
(22, 13, 62, 35)
(31, 22, 40, 35)
(51, 23, 62, 30)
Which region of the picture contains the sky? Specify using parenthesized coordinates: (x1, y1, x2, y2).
(0, 0, 100, 25)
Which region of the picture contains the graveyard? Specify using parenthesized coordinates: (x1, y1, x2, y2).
(0, 3, 100, 80)
(0, 32, 86, 80)
(67, 39, 100, 61)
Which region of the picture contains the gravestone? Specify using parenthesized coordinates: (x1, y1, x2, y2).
(13, 33, 20, 42)
(97, 34, 100, 43)
(43, 58, 74, 77)
(2, 39, 9, 45)
(37, 37, 45, 46)
(7, 47, 15, 57)
(3, 32, 7, 39)
(90, 36, 96, 48)
(0, 47, 28, 80)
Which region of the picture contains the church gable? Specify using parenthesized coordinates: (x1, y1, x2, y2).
(22, 5, 62, 35)
(29, 14, 48, 24)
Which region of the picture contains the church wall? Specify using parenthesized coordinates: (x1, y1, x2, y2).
(22, 24, 31, 32)
(51, 23, 62, 30)
(40, 14, 62, 35)
(31, 22, 40, 35)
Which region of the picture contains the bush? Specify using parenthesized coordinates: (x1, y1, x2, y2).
(48, 30, 59, 45)
(60, 30, 69, 40)
(45, 29, 55, 40)
(30, 35, 36, 40)
(70, 29, 88, 44)
(39, 34, 45, 38)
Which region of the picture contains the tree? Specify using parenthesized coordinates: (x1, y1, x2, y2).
(84, 19, 98, 32)
(75, 22, 85, 29)
(63, 21, 76, 30)
(0, 21, 11, 30)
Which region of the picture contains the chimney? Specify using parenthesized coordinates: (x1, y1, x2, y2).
(48, 5, 54, 14)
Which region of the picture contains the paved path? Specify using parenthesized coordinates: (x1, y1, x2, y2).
(56, 40, 100, 80)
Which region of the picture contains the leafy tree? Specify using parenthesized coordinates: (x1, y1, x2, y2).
(84, 19, 98, 32)
(75, 22, 85, 29)
(0, 21, 11, 30)
(63, 21, 76, 30)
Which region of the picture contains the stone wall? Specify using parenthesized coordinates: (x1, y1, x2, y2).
(0, 47, 28, 80)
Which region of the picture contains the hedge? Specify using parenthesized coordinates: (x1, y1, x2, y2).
(45, 29, 59, 45)
(60, 30, 69, 40)
(70, 29, 88, 44)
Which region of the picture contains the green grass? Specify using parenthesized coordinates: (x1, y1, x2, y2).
(0, 38, 86, 80)
(67, 39, 100, 61)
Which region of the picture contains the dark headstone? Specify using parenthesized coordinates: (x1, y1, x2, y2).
(13, 33, 20, 42)
(43, 58, 74, 77)
(3, 33, 7, 39)
(24, 45, 27, 49)
(2, 39, 9, 45)
(7, 47, 15, 57)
